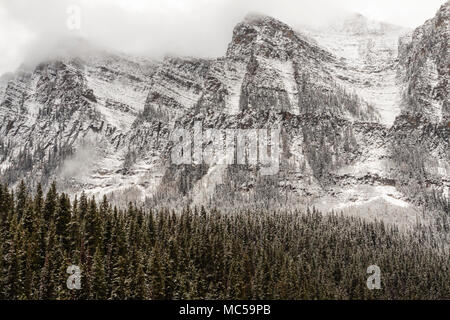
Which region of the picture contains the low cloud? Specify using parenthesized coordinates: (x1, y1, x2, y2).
(60, 142, 98, 180)
(0, 0, 447, 75)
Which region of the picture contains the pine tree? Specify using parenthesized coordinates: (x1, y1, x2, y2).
(38, 222, 57, 299)
(92, 246, 107, 300)
(55, 193, 71, 249)
(132, 250, 148, 299)
(34, 183, 44, 216)
(149, 246, 165, 300)
(16, 180, 28, 221)
(43, 182, 57, 222)
(4, 228, 23, 299)
(78, 191, 88, 221)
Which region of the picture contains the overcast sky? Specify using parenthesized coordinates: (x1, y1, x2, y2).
(0, 0, 447, 76)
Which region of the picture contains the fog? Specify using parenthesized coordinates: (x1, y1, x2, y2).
(0, 0, 447, 75)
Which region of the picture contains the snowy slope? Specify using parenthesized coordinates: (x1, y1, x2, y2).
(303, 13, 410, 126)
(0, 5, 448, 229)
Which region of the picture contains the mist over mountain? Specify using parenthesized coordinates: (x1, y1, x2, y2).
(0, 0, 447, 75)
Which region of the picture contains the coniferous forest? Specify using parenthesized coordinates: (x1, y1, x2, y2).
(0, 181, 449, 300)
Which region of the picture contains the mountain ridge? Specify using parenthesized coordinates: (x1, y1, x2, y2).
(0, 5, 448, 229)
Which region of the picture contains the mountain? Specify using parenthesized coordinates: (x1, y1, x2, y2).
(303, 13, 410, 125)
(0, 3, 448, 227)
(398, 3, 449, 122)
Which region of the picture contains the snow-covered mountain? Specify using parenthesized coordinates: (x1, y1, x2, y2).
(0, 2, 448, 223)
(303, 13, 410, 125)
(398, 2, 449, 122)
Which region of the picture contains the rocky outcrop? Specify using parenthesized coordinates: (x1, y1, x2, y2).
(398, 1, 449, 122)
(0, 9, 448, 216)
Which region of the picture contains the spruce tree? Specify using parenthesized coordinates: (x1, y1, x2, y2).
(43, 182, 57, 222)
(92, 246, 107, 300)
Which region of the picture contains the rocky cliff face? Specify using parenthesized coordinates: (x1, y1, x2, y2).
(398, 2, 449, 122)
(0, 5, 448, 224)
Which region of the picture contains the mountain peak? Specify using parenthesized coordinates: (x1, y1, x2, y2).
(242, 13, 292, 29)
(329, 12, 406, 35)
(226, 14, 317, 61)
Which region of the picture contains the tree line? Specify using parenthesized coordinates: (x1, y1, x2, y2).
(0, 181, 449, 299)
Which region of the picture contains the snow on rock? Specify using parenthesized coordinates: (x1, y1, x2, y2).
(302, 13, 410, 126)
(0, 8, 448, 230)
